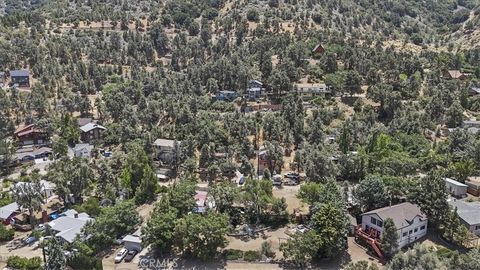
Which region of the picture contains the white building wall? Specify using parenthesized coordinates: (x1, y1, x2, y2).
(396, 216, 428, 248)
(361, 214, 428, 249)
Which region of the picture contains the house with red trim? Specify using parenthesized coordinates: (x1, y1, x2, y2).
(14, 124, 48, 146)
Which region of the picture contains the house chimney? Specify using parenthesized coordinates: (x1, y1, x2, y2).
(74, 213, 78, 218)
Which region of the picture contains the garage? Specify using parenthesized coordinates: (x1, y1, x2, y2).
(122, 234, 142, 252)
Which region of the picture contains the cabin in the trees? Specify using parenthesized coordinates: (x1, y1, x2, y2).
(153, 138, 180, 167)
(10, 70, 30, 87)
(14, 124, 48, 146)
(247, 80, 265, 100)
(80, 123, 106, 142)
(444, 177, 467, 198)
(312, 43, 325, 55)
(294, 83, 331, 95)
(443, 70, 467, 80)
(469, 87, 480, 96)
(360, 202, 427, 249)
(216, 90, 237, 101)
(68, 143, 94, 158)
(249, 80, 264, 89)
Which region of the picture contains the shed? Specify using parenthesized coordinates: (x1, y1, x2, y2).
(444, 178, 467, 197)
(466, 177, 480, 196)
(123, 234, 142, 252)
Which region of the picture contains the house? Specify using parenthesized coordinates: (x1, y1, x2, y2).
(360, 202, 428, 249)
(68, 144, 94, 158)
(462, 120, 480, 129)
(10, 70, 30, 87)
(444, 70, 467, 80)
(14, 146, 52, 163)
(294, 83, 331, 95)
(248, 80, 264, 89)
(153, 139, 179, 166)
(123, 234, 142, 252)
(48, 210, 92, 243)
(0, 202, 20, 225)
(444, 178, 468, 198)
(77, 118, 93, 127)
(469, 87, 480, 96)
(12, 180, 57, 199)
(194, 190, 208, 213)
(448, 199, 480, 236)
(80, 123, 106, 142)
(14, 124, 48, 146)
(312, 43, 325, 55)
(216, 90, 237, 101)
(247, 88, 262, 100)
(13, 198, 63, 227)
(466, 177, 480, 196)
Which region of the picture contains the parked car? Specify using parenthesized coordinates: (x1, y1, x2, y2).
(272, 174, 283, 186)
(23, 236, 37, 246)
(124, 250, 138, 262)
(114, 248, 128, 263)
(284, 171, 300, 180)
(296, 225, 309, 233)
(284, 179, 298, 186)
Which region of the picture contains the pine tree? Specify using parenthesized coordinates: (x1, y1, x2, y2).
(45, 238, 66, 270)
(380, 218, 399, 258)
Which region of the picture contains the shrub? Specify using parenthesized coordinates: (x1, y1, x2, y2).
(0, 223, 15, 241)
(68, 254, 103, 270)
(246, 9, 259, 22)
(261, 241, 275, 258)
(225, 249, 244, 260)
(244, 250, 261, 262)
(6, 256, 42, 270)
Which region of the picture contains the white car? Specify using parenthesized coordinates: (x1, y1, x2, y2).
(114, 248, 128, 263)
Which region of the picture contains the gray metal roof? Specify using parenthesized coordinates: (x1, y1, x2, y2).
(48, 213, 92, 243)
(444, 177, 468, 187)
(80, 123, 106, 132)
(10, 70, 30, 77)
(153, 139, 176, 148)
(362, 202, 426, 229)
(0, 202, 19, 220)
(448, 199, 480, 225)
(122, 234, 141, 244)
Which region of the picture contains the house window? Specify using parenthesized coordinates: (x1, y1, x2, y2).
(403, 232, 407, 237)
(409, 230, 413, 235)
(420, 225, 426, 230)
(377, 220, 383, 227)
(414, 228, 418, 233)
(475, 225, 480, 230)
(371, 217, 377, 225)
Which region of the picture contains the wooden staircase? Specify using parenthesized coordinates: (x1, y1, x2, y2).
(355, 226, 384, 261)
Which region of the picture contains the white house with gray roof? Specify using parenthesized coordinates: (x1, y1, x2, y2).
(448, 199, 480, 236)
(48, 210, 92, 243)
(361, 202, 428, 249)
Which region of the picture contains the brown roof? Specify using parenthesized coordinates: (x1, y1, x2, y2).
(362, 202, 426, 229)
(14, 124, 45, 137)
